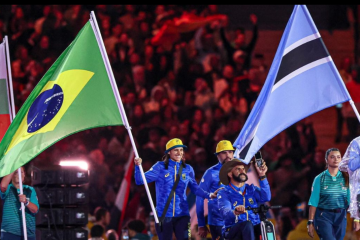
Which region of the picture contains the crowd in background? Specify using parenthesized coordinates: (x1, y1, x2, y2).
(0, 5, 359, 240)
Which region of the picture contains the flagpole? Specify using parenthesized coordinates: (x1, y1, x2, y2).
(89, 11, 159, 224)
(349, 100, 360, 123)
(4, 36, 28, 240)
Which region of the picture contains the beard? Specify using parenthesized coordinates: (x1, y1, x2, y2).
(232, 172, 248, 183)
(221, 157, 232, 164)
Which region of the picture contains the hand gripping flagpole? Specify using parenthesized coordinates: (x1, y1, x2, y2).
(89, 11, 159, 224)
(4, 36, 28, 240)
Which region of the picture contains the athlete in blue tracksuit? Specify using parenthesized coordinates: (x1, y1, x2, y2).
(134, 138, 218, 240)
(217, 158, 271, 240)
(196, 140, 235, 240)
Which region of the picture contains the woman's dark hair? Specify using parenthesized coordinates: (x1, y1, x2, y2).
(325, 147, 349, 187)
(162, 152, 186, 169)
(325, 148, 340, 160)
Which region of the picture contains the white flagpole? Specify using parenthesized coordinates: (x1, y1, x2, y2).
(4, 36, 28, 240)
(89, 11, 159, 223)
(349, 100, 360, 123)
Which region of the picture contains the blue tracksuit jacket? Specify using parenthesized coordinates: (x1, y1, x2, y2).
(196, 162, 224, 227)
(217, 178, 271, 231)
(135, 159, 210, 217)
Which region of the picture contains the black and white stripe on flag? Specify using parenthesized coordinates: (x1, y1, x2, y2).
(233, 5, 351, 164)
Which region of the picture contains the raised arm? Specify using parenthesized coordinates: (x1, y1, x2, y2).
(0, 171, 15, 193)
(188, 166, 212, 199)
(134, 158, 161, 185)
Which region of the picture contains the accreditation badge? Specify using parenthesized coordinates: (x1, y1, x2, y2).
(182, 173, 186, 180)
(248, 198, 254, 204)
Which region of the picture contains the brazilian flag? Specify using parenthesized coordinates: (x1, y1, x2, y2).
(0, 21, 124, 177)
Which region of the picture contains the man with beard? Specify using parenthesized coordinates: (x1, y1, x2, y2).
(217, 158, 270, 240)
(196, 140, 234, 240)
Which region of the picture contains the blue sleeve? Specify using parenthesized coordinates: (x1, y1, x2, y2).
(196, 170, 211, 227)
(253, 178, 271, 203)
(29, 186, 39, 213)
(308, 175, 321, 207)
(188, 166, 210, 199)
(0, 185, 10, 199)
(217, 190, 236, 223)
(135, 162, 161, 185)
(348, 141, 360, 172)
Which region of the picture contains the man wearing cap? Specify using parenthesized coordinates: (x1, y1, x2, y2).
(134, 138, 220, 240)
(196, 140, 234, 240)
(217, 158, 270, 240)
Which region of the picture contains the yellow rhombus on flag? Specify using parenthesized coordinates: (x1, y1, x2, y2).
(0, 20, 123, 177)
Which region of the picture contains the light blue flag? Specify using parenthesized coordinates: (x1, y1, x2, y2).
(233, 5, 351, 164)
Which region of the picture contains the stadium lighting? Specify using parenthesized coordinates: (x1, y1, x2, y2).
(59, 160, 89, 171)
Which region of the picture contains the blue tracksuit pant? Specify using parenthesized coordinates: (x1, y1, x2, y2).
(224, 221, 255, 240)
(155, 216, 190, 240)
(209, 225, 223, 240)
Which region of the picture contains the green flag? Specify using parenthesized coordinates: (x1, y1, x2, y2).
(0, 21, 123, 177)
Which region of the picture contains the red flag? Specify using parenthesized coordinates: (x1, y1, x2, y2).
(151, 13, 227, 47)
(115, 151, 135, 234)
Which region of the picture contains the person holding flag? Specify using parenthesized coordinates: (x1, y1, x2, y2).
(217, 158, 270, 240)
(196, 140, 234, 240)
(134, 138, 220, 240)
(0, 166, 39, 240)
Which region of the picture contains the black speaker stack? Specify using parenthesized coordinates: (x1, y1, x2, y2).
(32, 165, 89, 240)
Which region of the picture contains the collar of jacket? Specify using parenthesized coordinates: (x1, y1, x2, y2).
(168, 158, 182, 167)
(214, 162, 222, 169)
(229, 182, 245, 192)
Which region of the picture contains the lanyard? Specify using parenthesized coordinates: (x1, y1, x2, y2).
(229, 183, 246, 196)
(229, 183, 248, 222)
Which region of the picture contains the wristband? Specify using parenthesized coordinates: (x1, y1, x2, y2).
(355, 219, 360, 222)
(307, 220, 314, 225)
(25, 198, 30, 206)
(259, 175, 266, 180)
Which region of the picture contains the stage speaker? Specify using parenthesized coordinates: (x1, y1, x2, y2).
(32, 165, 89, 186)
(36, 207, 88, 226)
(36, 227, 87, 240)
(35, 186, 88, 205)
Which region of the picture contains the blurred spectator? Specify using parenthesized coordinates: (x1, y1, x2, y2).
(88, 207, 110, 240)
(267, 153, 309, 217)
(194, 78, 215, 117)
(343, 64, 360, 141)
(90, 224, 105, 240)
(146, 213, 158, 240)
(335, 56, 353, 142)
(220, 14, 258, 71)
(286, 206, 320, 240)
(127, 219, 150, 240)
(106, 229, 119, 240)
